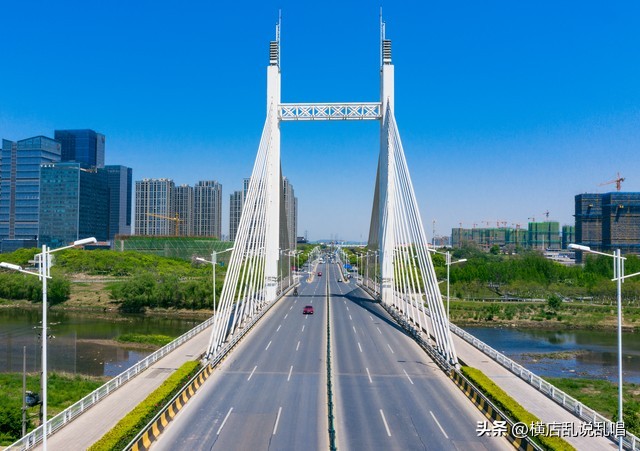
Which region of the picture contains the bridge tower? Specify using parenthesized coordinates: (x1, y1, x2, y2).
(206, 15, 458, 367)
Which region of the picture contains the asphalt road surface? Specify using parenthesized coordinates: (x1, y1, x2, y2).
(154, 261, 510, 450)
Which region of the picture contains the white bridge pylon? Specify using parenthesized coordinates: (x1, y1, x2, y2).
(206, 18, 458, 366)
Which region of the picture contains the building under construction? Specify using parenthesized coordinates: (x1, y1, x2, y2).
(575, 192, 640, 256)
(451, 221, 565, 250)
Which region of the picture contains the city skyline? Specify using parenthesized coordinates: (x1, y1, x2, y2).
(1, 2, 639, 241)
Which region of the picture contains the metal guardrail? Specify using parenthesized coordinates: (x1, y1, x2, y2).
(449, 323, 639, 450)
(7, 315, 217, 450)
(325, 271, 337, 451)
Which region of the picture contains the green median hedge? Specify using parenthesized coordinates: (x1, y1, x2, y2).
(88, 360, 200, 451)
(461, 366, 575, 451)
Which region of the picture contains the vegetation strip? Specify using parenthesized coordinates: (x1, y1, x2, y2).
(459, 366, 576, 451)
(88, 360, 200, 451)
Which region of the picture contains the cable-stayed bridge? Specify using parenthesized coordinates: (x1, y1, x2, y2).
(11, 17, 621, 451)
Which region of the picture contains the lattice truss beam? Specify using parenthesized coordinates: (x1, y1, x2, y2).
(280, 103, 381, 121)
(377, 105, 458, 366)
(206, 106, 276, 358)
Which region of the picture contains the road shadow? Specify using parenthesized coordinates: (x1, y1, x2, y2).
(331, 284, 407, 335)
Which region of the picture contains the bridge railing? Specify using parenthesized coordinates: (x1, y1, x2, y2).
(7, 315, 217, 450)
(449, 323, 639, 450)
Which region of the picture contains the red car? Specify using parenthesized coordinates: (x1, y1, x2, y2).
(317, 272, 322, 276)
(303, 305, 314, 314)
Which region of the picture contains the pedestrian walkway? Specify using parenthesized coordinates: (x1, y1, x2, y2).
(35, 325, 212, 450)
(453, 334, 616, 450)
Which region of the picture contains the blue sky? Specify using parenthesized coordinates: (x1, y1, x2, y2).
(1, 1, 639, 242)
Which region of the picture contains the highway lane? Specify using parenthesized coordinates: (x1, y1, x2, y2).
(329, 263, 511, 451)
(154, 264, 329, 450)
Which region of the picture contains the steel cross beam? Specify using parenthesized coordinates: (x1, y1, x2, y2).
(279, 103, 381, 121)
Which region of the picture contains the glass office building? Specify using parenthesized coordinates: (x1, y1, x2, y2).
(105, 165, 133, 239)
(39, 163, 108, 248)
(0, 136, 61, 252)
(54, 129, 105, 169)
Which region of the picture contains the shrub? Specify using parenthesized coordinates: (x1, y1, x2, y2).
(461, 366, 575, 451)
(88, 360, 200, 451)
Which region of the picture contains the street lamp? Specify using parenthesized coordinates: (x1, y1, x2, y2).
(426, 247, 467, 320)
(196, 247, 234, 317)
(0, 237, 96, 451)
(569, 243, 636, 451)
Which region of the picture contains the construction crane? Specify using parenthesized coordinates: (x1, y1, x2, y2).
(599, 172, 625, 191)
(543, 210, 550, 220)
(146, 213, 182, 236)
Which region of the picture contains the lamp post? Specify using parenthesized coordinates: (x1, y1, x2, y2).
(426, 247, 467, 320)
(196, 247, 234, 317)
(569, 243, 637, 451)
(1, 237, 96, 451)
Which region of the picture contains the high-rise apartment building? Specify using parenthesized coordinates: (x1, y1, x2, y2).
(39, 163, 109, 248)
(575, 192, 640, 256)
(193, 181, 222, 238)
(229, 178, 251, 241)
(229, 190, 244, 241)
(174, 185, 194, 236)
(135, 179, 175, 235)
(105, 165, 133, 239)
(561, 225, 575, 250)
(283, 177, 297, 250)
(54, 129, 105, 169)
(0, 136, 61, 252)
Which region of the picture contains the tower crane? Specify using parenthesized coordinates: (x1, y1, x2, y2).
(146, 213, 182, 236)
(599, 172, 625, 191)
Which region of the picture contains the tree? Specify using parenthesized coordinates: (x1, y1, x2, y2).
(547, 294, 562, 310)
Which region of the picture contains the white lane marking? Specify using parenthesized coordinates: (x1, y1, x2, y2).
(349, 315, 352, 321)
(346, 306, 349, 311)
(277, 324, 282, 332)
(302, 325, 305, 332)
(380, 409, 392, 436)
(216, 407, 233, 435)
(289, 306, 293, 310)
(352, 325, 357, 334)
(357, 342, 363, 353)
(247, 365, 257, 381)
(403, 369, 414, 385)
(296, 340, 301, 351)
(284, 313, 288, 319)
(273, 406, 283, 435)
(343, 300, 346, 304)
(387, 343, 394, 354)
(369, 315, 374, 321)
(287, 365, 293, 381)
(430, 411, 449, 439)
(366, 367, 372, 383)
(376, 327, 382, 334)
(265, 340, 272, 351)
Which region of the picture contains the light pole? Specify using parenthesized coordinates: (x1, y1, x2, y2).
(1, 237, 96, 451)
(426, 247, 467, 320)
(569, 243, 638, 451)
(197, 246, 234, 316)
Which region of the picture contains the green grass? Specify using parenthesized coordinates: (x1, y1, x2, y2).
(544, 377, 640, 436)
(461, 366, 575, 451)
(0, 372, 106, 445)
(117, 333, 175, 347)
(88, 360, 200, 451)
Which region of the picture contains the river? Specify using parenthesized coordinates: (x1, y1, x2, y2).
(463, 326, 640, 383)
(3, 308, 639, 382)
(0, 308, 201, 377)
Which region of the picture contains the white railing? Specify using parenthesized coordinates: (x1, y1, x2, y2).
(7, 315, 216, 450)
(449, 323, 639, 450)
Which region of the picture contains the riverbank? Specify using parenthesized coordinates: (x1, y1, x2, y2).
(450, 299, 640, 332)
